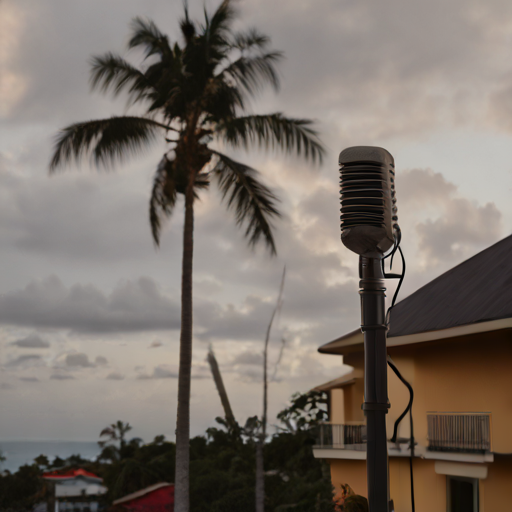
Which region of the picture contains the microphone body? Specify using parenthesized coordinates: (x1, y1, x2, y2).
(338, 146, 400, 512)
(339, 146, 398, 257)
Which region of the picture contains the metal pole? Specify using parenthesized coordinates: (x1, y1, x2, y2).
(359, 256, 390, 512)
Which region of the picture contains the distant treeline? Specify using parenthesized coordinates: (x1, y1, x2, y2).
(0, 391, 345, 512)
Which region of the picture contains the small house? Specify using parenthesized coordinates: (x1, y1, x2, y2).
(43, 468, 107, 512)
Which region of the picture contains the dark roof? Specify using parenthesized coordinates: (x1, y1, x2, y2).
(388, 234, 512, 337)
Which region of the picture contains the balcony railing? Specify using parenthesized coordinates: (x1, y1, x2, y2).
(427, 413, 491, 453)
(314, 423, 366, 450)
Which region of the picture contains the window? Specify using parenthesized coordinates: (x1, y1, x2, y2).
(447, 476, 479, 512)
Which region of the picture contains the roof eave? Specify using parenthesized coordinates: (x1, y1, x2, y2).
(318, 317, 512, 355)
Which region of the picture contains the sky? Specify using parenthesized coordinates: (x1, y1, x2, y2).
(0, 0, 511, 443)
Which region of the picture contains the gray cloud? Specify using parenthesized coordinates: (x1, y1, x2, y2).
(19, 377, 39, 382)
(64, 353, 95, 368)
(5, 355, 43, 368)
(417, 199, 502, 263)
(0, 383, 13, 390)
(396, 168, 457, 209)
(137, 364, 210, 380)
(153, 366, 179, 379)
(149, 341, 163, 348)
(241, 0, 512, 142)
(0, 275, 180, 333)
(50, 373, 75, 380)
(106, 372, 125, 380)
(231, 351, 263, 366)
(10, 333, 50, 348)
(95, 356, 108, 366)
(394, 168, 503, 266)
(1, 1, 183, 124)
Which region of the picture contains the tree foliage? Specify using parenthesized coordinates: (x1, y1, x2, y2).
(277, 391, 329, 432)
(49, 0, 325, 250)
(0, 392, 338, 512)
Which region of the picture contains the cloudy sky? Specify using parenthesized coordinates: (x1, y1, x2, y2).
(0, 0, 511, 443)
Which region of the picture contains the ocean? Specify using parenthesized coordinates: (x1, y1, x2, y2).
(0, 441, 101, 473)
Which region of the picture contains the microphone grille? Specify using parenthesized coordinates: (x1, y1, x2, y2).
(339, 146, 398, 255)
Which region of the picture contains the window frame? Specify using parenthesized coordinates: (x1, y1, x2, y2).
(446, 475, 479, 512)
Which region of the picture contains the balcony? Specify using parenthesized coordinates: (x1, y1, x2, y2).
(427, 412, 491, 454)
(314, 423, 366, 451)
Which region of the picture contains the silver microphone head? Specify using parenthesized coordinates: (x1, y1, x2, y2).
(339, 146, 399, 256)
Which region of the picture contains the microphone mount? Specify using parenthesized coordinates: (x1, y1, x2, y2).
(338, 146, 402, 512)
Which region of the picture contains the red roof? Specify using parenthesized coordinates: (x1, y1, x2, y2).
(112, 483, 174, 511)
(42, 468, 103, 482)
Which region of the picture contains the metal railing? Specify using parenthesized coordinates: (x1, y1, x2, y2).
(427, 412, 491, 453)
(314, 423, 366, 450)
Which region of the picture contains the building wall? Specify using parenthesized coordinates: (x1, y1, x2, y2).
(330, 458, 446, 512)
(326, 331, 512, 511)
(343, 379, 365, 423)
(328, 458, 367, 499)
(405, 459, 446, 512)
(330, 389, 345, 424)
(339, 330, 512, 453)
(342, 350, 414, 434)
(389, 330, 512, 453)
(481, 455, 512, 511)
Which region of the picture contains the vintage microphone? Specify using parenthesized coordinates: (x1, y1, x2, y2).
(339, 146, 400, 512)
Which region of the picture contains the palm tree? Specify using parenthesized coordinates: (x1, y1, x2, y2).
(49, 2, 324, 511)
(99, 420, 133, 450)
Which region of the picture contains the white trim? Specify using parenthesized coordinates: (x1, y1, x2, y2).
(313, 448, 366, 460)
(320, 318, 512, 354)
(313, 445, 494, 464)
(435, 461, 488, 479)
(423, 451, 494, 463)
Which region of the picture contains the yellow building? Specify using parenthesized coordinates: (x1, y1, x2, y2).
(313, 236, 512, 512)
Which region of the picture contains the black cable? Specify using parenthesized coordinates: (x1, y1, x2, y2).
(382, 239, 414, 511)
(387, 356, 415, 512)
(384, 243, 406, 326)
(391, 246, 406, 309)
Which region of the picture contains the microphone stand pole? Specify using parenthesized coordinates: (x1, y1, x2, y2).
(359, 256, 391, 512)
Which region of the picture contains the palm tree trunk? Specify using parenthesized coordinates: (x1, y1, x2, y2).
(256, 268, 285, 512)
(256, 300, 272, 512)
(174, 181, 195, 512)
(207, 347, 237, 430)
(255, 439, 265, 512)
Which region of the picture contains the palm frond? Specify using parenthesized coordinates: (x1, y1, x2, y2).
(220, 52, 282, 95)
(149, 158, 210, 245)
(230, 28, 271, 51)
(212, 151, 280, 255)
(202, 79, 245, 120)
(128, 17, 172, 59)
(150, 157, 177, 246)
(207, 0, 236, 40)
(216, 114, 325, 164)
(90, 52, 152, 103)
(50, 116, 167, 171)
(201, 0, 236, 60)
(180, 0, 196, 43)
(194, 170, 211, 194)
